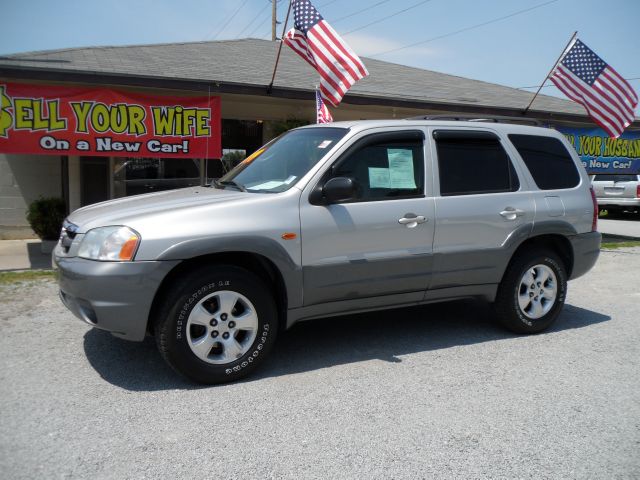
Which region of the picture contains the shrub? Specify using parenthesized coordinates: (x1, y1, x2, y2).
(221, 150, 247, 173)
(26, 197, 66, 240)
(271, 117, 310, 137)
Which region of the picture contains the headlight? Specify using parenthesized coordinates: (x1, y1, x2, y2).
(78, 226, 140, 261)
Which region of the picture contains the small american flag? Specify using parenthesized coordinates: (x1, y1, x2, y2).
(550, 38, 638, 138)
(316, 89, 333, 123)
(284, 0, 369, 107)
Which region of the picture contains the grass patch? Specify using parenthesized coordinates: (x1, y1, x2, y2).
(0, 270, 56, 284)
(601, 241, 640, 250)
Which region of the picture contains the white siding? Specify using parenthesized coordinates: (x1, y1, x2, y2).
(0, 154, 61, 239)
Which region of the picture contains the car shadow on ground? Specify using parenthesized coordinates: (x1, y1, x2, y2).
(83, 300, 610, 392)
(22, 242, 52, 270)
(600, 210, 639, 221)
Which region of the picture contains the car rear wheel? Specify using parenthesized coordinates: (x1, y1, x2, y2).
(154, 265, 278, 384)
(494, 249, 567, 334)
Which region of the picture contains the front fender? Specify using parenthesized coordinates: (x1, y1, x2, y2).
(156, 235, 303, 308)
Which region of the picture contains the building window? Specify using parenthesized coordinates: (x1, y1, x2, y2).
(113, 158, 202, 197)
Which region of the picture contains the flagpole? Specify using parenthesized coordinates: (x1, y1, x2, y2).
(266, 0, 293, 94)
(523, 31, 577, 115)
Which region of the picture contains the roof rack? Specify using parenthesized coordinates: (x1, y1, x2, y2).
(406, 114, 543, 126)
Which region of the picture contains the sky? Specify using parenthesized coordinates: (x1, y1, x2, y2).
(1, 0, 639, 114)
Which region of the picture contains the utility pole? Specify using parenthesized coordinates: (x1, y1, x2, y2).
(271, 0, 277, 41)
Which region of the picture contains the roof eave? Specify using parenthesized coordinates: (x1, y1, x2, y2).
(0, 65, 636, 127)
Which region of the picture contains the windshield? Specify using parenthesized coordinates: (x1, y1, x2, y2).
(218, 127, 348, 193)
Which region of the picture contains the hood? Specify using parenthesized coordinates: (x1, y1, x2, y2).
(68, 186, 246, 232)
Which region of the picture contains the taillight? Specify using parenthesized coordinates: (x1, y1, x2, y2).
(590, 186, 598, 232)
(636, 185, 640, 198)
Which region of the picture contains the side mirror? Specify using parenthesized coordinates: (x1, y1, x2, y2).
(323, 177, 357, 203)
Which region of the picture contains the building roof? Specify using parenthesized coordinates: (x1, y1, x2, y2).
(0, 38, 629, 122)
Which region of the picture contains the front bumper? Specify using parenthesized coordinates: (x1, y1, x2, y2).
(568, 231, 601, 280)
(54, 254, 179, 341)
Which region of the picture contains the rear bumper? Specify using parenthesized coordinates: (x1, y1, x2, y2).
(568, 231, 601, 280)
(596, 197, 640, 209)
(54, 255, 179, 341)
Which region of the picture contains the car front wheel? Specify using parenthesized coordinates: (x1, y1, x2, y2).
(494, 250, 568, 334)
(154, 265, 278, 384)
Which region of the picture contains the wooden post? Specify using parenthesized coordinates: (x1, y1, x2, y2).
(523, 31, 577, 115)
(271, 0, 277, 41)
(266, 0, 293, 94)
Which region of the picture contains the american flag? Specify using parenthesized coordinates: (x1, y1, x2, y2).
(550, 39, 638, 138)
(284, 0, 369, 107)
(316, 89, 333, 123)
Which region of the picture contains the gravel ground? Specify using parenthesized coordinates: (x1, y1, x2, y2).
(1, 248, 639, 479)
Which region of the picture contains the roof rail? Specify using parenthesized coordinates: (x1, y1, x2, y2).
(406, 114, 543, 126)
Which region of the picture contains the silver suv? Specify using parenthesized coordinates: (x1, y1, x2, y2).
(54, 120, 601, 383)
(591, 174, 640, 214)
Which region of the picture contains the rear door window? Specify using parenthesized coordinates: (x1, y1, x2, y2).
(509, 134, 580, 190)
(434, 130, 520, 196)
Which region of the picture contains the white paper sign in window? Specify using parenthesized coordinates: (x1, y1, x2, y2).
(368, 167, 391, 188)
(388, 149, 416, 189)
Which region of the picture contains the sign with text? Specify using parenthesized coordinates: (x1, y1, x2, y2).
(556, 126, 640, 174)
(0, 82, 221, 158)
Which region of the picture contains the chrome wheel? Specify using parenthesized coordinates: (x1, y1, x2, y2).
(186, 290, 258, 364)
(517, 264, 558, 320)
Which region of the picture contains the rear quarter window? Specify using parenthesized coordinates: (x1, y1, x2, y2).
(509, 134, 580, 190)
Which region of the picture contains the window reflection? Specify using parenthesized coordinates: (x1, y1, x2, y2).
(113, 158, 202, 197)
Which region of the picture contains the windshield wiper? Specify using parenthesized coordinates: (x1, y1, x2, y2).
(214, 179, 248, 192)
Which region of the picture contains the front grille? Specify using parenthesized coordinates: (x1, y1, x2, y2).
(60, 220, 79, 253)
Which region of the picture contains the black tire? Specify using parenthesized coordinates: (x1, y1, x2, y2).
(154, 265, 278, 384)
(494, 249, 567, 334)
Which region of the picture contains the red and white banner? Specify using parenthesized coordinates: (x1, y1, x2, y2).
(0, 82, 222, 158)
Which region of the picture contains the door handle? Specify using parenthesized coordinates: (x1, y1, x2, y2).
(499, 207, 525, 220)
(398, 213, 427, 228)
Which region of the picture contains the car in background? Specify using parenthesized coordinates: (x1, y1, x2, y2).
(591, 174, 640, 215)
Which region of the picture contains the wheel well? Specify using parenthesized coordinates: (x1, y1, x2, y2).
(147, 252, 288, 335)
(508, 234, 574, 278)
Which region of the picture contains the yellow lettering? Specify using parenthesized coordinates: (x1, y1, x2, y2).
(614, 139, 622, 157)
(195, 110, 210, 136)
(128, 106, 146, 135)
(32, 100, 49, 130)
(71, 102, 92, 133)
(47, 100, 66, 130)
(182, 109, 196, 136)
(152, 107, 175, 135)
(14, 98, 33, 129)
(91, 103, 110, 133)
(175, 106, 183, 135)
(594, 136, 603, 156)
(109, 104, 129, 134)
(578, 136, 588, 156)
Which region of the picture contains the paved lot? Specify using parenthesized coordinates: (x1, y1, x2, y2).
(1, 248, 639, 479)
(598, 214, 640, 239)
(0, 239, 52, 271)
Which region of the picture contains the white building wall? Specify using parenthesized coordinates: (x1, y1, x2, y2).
(0, 154, 62, 239)
(67, 156, 81, 213)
